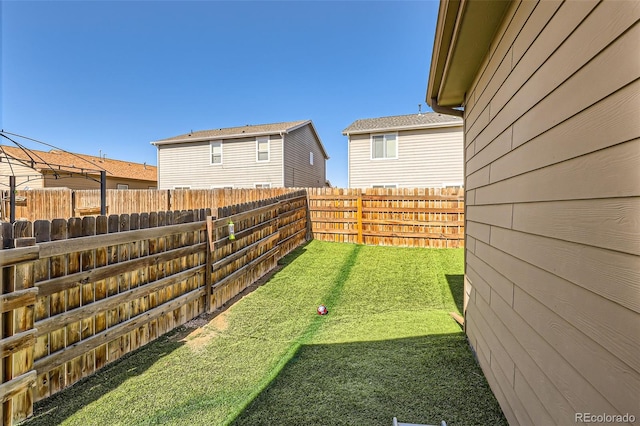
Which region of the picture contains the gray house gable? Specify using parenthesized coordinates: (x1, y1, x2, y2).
(151, 120, 328, 189)
(343, 112, 462, 135)
(343, 113, 464, 189)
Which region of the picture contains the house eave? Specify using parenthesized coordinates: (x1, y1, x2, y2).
(426, 0, 511, 108)
(342, 121, 463, 136)
(151, 130, 286, 146)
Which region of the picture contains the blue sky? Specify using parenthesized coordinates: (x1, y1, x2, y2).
(1, 1, 439, 188)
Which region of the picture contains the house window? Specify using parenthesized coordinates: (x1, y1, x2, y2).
(371, 134, 397, 159)
(211, 185, 234, 189)
(372, 184, 397, 189)
(255, 183, 271, 188)
(256, 137, 270, 162)
(310, 151, 314, 165)
(174, 185, 191, 189)
(211, 141, 222, 164)
(116, 184, 129, 189)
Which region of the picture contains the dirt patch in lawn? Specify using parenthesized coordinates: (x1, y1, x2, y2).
(182, 311, 229, 350)
(177, 264, 285, 350)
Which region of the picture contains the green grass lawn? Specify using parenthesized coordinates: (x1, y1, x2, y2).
(23, 241, 506, 426)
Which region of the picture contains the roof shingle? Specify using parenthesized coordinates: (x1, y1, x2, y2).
(342, 113, 462, 135)
(153, 120, 310, 144)
(0, 145, 157, 182)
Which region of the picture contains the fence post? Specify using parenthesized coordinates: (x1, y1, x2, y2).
(356, 191, 363, 245)
(1, 226, 38, 425)
(204, 216, 216, 313)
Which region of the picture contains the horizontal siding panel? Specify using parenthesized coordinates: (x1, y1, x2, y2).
(510, 0, 565, 69)
(488, 289, 619, 421)
(490, 0, 597, 121)
(468, 249, 514, 307)
(512, 198, 640, 255)
(470, 295, 574, 425)
(513, 369, 555, 426)
(475, 1, 598, 151)
(489, 227, 640, 314)
(466, 236, 476, 255)
(512, 18, 640, 148)
(489, 78, 640, 184)
(465, 300, 535, 425)
(466, 103, 491, 145)
(466, 220, 491, 244)
(466, 262, 492, 306)
(466, 204, 513, 228)
(477, 139, 640, 204)
(465, 188, 476, 206)
(466, 0, 537, 123)
(466, 126, 512, 175)
(514, 287, 640, 414)
(465, 165, 490, 190)
(474, 239, 640, 373)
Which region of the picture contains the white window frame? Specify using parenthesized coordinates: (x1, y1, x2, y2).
(371, 184, 397, 189)
(210, 141, 223, 165)
(173, 185, 191, 189)
(254, 183, 271, 188)
(370, 133, 398, 160)
(256, 136, 270, 162)
(310, 151, 314, 165)
(116, 184, 129, 189)
(211, 184, 234, 189)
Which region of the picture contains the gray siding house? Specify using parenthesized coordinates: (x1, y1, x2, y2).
(343, 113, 463, 188)
(427, 0, 639, 424)
(151, 120, 328, 189)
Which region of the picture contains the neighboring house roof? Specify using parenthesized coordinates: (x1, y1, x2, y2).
(342, 113, 463, 135)
(0, 145, 157, 182)
(427, 0, 511, 108)
(152, 119, 329, 159)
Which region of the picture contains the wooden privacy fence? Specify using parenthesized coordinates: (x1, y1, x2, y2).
(0, 191, 308, 425)
(207, 190, 308, 311)
(307, 187, 464, 248)
(1, 188, 297, 221)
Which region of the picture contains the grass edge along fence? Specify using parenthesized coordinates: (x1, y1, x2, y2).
(0, 190, 307, 425)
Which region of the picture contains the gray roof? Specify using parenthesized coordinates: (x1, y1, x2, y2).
(153, 120, 310, 144)
(152, 119, 329, 159)
(342, 113, 463, 135)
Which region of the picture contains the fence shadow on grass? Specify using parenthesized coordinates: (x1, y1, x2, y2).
(23, 330, 189, 426)
(21, 244, 310, 426)
(231, 333, 507, 426)
(445, 274, 464, 314)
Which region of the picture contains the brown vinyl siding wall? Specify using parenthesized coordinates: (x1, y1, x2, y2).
(157, 137, 284, 189)
(462, 1, 640, 425)
(283, 124, 326, 187)
(348, 126, 463, 188)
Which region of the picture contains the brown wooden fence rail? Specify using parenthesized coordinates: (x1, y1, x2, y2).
(206, 190, 308, 311)
(0, 191, 309, 425)
(307, 187, 464, 248)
